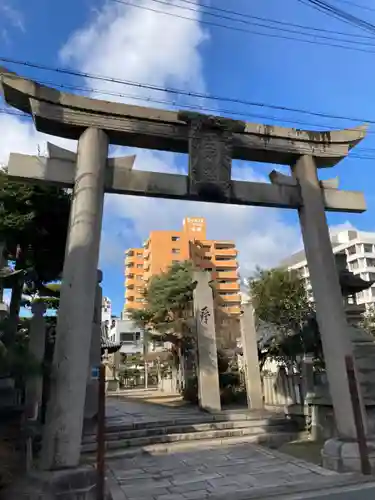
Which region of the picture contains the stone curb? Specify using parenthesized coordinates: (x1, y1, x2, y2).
(106, 468, 126, 500)
(249, 443, 337, 476)
(82, 432, 301, 462)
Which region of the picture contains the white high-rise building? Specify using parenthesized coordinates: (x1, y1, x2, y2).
(280, 228, 375, 309)
(101, 296, 112, 324)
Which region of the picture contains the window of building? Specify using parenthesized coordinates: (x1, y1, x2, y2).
(367, 258, 375, 267)
(135, 298, 144, 303)
(136, 275, 143, 281)
(172, 248, 180, 254)
(137, 252, 143, 257)
(127, 296, 134, 301)
(126, 262, 134, 268)
(120, 332, 135, 343)
(347, 245, 356, 255)
(171, 236, 180, 241)
(127, 273, 134, 279)
(364, 244, 374, 253)
(351, 260, 359, 270)
(216, 256, 232, 261)
(136, 264, 143, 269)
(370, 273, 375, 281)
(136, 286, 143, 293)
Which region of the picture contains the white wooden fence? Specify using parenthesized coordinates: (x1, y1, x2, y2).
(262, 370, 305, 409)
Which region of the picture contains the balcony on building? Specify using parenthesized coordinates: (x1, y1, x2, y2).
(214, 240, 235, 248)
(214, 280, 240, 291)
(212, 269, 238, 280)
(212, 257, 238, 268)
(218, 304, 241, 315)
(218, 292, 241, 303)
(125, 249, 134, 257)
(213, 248, 237, 258)
(125, 288, 138, 298)
(195, 240, 212, 249)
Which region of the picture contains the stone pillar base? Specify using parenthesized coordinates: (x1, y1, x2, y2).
(2, 465, 112, 500)
(322, 437, 375, 473)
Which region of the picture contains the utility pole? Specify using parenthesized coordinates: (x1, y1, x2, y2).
(143, 329, 149, 390)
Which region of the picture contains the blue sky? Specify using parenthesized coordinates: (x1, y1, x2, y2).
(1, 0, 375, 315)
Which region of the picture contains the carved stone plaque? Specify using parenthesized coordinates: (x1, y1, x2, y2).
(178, 111, 246, 202)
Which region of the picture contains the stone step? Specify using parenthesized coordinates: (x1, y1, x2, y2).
(83, 418, 295, 444)
(98, 411, 291, 433)
(82, 431, 302, 463)
(81, 423, 296, 454)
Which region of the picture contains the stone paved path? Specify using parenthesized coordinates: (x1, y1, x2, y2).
(107, 443, 341, 500)
(105, 394, 371, 500)
(106, 396, 197, 424)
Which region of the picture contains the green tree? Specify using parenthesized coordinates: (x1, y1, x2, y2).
(0, 172, 70, 344)
(360, 304, 375, 337)
(129, 260, 196, 338)
(248, 267, 320, 367)
(128, 261, 197, 389)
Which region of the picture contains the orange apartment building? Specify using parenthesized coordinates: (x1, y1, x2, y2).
(124, 217, 241, 317)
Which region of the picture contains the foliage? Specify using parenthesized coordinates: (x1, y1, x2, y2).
(249, 267, 312, 333)
(22, 282, 61, 311)
(0, 172, 71, 283)
(0, 172, 70, 344)
(128, 260, 196, 338)
(0, 329, 42, 384)
(360, 305, 375, 337)
(249, 267, 321, 366)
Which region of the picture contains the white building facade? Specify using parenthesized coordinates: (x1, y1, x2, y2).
(281, 228, 375, 309)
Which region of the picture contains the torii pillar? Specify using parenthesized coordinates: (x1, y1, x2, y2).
(41, 128, 108, 470)
(293, 157, 362, 440)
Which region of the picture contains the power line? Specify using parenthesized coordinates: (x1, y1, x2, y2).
(174, 0, 375, 39)
(1, 56, 374, 126)
(299, 0, 375, 35)
(331, 0, 375, 13)
(145, 0, 375, 44)
(107, 0, 375, 53)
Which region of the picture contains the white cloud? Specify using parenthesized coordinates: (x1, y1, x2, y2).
(0, 0, 25, 40)
(59, 0, 207, 106)
(0, 113, 76, 167)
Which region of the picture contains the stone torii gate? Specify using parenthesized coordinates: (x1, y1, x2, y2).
(0, 68, 368, 472)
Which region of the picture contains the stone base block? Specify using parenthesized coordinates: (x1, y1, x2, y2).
(105, 379, 119, 392)
(2, 464, 112, 500)
(322, 437, 375, 473)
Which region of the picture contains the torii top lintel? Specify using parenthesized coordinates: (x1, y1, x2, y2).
(0, 67, 367, 167)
